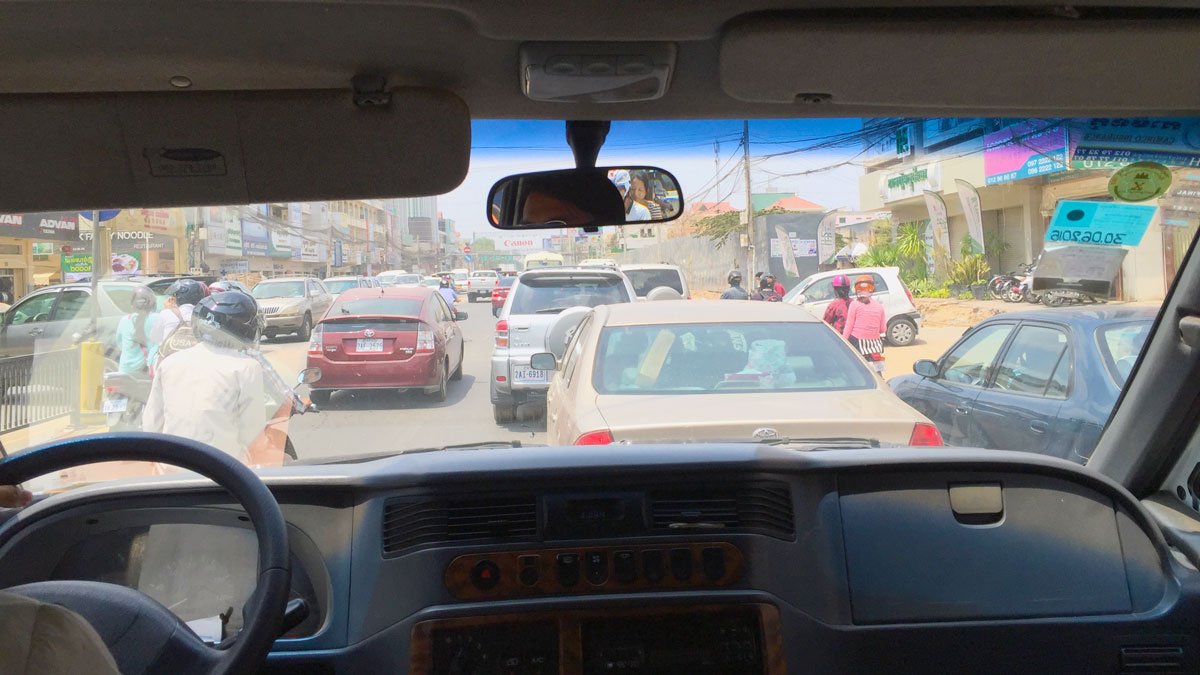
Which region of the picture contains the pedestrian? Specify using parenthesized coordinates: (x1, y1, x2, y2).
(842, 274, 887, 375)
(720, 270, 750, 300)
(821, 274, 853, 334)
(115, 286, 158, 374)
(0, 278, 13, 306)
(149, 278, 206, 368)
(751, 273, 783, 302)
(142, 290, 267, 461)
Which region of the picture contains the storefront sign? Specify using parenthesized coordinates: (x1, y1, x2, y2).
(60, 251, 142, 281)
(268, 228, 292, 258)
(31, 242, 53, 255)
(203, 207, 242, 256)
(879, 163, 941, 203)
(1046, 200, 1156, 247)
(0, 212, 80, 241)
(240, 219, 270, 256)
(1071, 117, 1200, 168)
(864, 124, 914, 165)
(288, 204, 304, 262)
(922, 118, 986, 148)
(984, 121, 1069, 185)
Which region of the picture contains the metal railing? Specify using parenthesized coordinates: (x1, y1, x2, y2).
(0, 349, 80, 434)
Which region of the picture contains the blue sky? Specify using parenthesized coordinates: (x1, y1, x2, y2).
(443, 119, 868, 235)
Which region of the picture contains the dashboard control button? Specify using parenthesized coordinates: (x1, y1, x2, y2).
(556, 553, 580, 587)
(642, 550, 664, 582)
(613, 550, 637, 582)
(519, 566, 540, 587)
(585, 551, 608, 584)
(470, 559, 501, 590)
(702, 547, 726, 581)
(669, 548, 693, 581)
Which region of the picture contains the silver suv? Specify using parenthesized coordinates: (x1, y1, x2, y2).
(490, 267, 636, 423)
(251, 276, 333, 341)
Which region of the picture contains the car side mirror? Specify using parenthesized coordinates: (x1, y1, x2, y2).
(455, 310, 467, 321)
(913, 359, 939, 378)
(530, 352, 558, 371)
(795, 293, 807, 303)
(297, 367, 322, 385)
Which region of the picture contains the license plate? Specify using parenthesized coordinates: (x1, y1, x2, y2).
(356, 338, 384, 352)
(512, 368, 550, 383)
(102, 398, 128, 413)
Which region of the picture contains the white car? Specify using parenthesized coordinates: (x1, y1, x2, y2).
(784, 266, 922, 346)
(619, 263, 690, 300)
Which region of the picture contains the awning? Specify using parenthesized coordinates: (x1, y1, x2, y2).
(33, 272, 59, 285)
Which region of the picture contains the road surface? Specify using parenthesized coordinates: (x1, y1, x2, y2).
(259, 304, 962, 462)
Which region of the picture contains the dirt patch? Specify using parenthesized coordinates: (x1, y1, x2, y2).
(915, 298, 1025, 328)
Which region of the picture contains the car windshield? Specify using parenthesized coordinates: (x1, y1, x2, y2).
(1, 117, 1193, 492)
(251, 281, 305, 299)
(509, 276, 630, 314)
(324, 279, 359, 294)
(595, 322, 874, 393)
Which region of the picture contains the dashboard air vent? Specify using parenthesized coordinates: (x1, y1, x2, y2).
(382, 495, 538, 556)
(1120, 645, 1186, 674)
(650, 482, 794, 539)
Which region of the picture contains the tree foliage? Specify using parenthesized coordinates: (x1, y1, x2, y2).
(695, 211, 744, 249)
(473, 237, 496, 252)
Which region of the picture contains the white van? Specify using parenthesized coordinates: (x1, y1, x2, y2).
(784, 266, 922, 346)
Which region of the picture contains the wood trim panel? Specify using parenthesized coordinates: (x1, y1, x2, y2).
(410, 603, 785, 675)
(445, 541, 743, 600)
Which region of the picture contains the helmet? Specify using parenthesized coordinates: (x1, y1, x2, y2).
(208, 280, 234, 293)
(727, 270, 743, 285)
(130, 286, 157, 312)
(193, 290, 261, 346)
(440, 277, 451, 288)
(166, 278, 206, 306)
(609, 169, 632, 194)
(854, 274, 875, 293)
(831, 274, 850, 288)
(759, 274, 776, 290)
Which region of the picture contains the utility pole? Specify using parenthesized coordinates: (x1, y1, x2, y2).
(742, 120, 754, 280)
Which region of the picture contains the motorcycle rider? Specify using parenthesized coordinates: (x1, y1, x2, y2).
(843, 275, 887, 375)
(438, 276, 458, 307)
(720, 270, 750, 300)
(115, 286, 158, 374)
(149, 278, 206, 367)
(143, 290, 267, 461)
(751, 273, 783, 302)
(821, 274, 853, 334)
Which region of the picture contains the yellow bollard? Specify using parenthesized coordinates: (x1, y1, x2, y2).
(78, 341, 105, 425)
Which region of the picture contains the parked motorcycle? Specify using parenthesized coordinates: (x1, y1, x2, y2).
(1041, 289, 1106, 307)
(102, 370, 153, 431)
(988, 262, 1034, 301)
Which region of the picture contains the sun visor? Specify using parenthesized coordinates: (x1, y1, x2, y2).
(0, 87, 469, 212)
(720, 17, 1200, 112)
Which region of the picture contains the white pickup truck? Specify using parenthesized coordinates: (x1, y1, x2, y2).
(465, 269, 499, 302)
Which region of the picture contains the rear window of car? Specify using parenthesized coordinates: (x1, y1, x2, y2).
(509, 276, 630, 314)
(593, 322, 874, 394)
(324, 279, 360, 294)
(252, 281, 305, 299)
(1098, 320, 1152, 387)
(498, 276, 516, 288)
(624, 269, 684, 297)
(329, 297, 424, 316)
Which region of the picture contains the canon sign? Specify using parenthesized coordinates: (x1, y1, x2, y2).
(497, 236, 540, 251)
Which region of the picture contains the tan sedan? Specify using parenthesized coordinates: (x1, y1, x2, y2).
(531, 300, 942, 447)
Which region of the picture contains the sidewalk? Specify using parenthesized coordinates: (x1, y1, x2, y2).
(915, 297, 1161, 328)
(1, 416, 83, 456)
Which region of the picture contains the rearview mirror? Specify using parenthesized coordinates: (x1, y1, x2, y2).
(298, 367, 322, 385)
(530, 352, 558, 371)
(488, 166, 683, 230)
(913, 360, 939, 378)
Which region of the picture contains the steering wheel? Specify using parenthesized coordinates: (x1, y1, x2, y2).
(0, 433, 290, 675)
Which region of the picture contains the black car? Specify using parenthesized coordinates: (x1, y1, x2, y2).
(890, 307, 1156, 464)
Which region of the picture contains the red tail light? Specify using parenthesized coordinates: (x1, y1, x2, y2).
(574, 429, 614, 445)
(307, 325, 324, 354)
(902, 282, 914, 305)
(909, 423, 944, 446)
(416, 322, 435, 353)
(492, 289, 501, 299)
(495, 319, 509, 348)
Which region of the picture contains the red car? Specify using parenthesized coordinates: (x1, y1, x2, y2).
(306, 287, 465, 403)
(491, 275, 517, 317)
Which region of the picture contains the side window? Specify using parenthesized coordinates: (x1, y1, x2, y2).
(992, 325, 1071, 397)
(8, 292, 59, 325)
(803, 277, 835, 302)
(52, 290, 91, 321)
(309, 280, 322, 296)
(940, 323, 1014, 386)
(434, 295, 452, 322)
(871, 273, 890, 292)
(562, 315, 594, 388)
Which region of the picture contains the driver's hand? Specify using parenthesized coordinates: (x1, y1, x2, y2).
(0, 485, 32, 508)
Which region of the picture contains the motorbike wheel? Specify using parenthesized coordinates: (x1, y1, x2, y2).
(989, 276, 1011, 299)
(1043, 293, 1067, 307)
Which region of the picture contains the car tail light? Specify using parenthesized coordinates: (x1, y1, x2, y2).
(495, 319, 509, 348)
(492, 289, 501, 300)
(307, 325, 323, 354)
(574, 429, 614, 445)
(909, 423, 943, 446)
(902, 281, 914, 305)
(104, 385, 118, 395)
(416, 323, 435, 353)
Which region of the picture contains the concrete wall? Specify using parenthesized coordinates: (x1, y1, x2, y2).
(615, 236, 749, 294)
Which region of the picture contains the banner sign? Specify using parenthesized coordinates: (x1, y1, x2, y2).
(0, 212, 80, 241)
(816, 211, 838, 263)
(60, 251, 142, 282)
(774, 225, 801, 278)
(240, 219, 270, 256)
(1046, 200, 1156, 247)
(955, 179, 986, 254)
(984, 121, 1068, 185)
(1071, 117, 1200, 168)
(922, 190, 952, 256)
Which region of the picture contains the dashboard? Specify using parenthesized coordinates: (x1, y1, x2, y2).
(0, 444, 1198, 674)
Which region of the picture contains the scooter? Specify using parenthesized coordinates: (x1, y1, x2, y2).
(102, 370, 153, 431)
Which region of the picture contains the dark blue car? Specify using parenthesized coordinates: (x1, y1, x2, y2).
(889, 306, 1156, 464)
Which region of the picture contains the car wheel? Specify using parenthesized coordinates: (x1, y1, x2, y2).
(296, 314, 312, 342)
(450, 353, 463, 381)
(429, 362, 448, 402)
(493, 403, 515, 424)
(887, 318, 917, 347)
(310, 389, 331, 404)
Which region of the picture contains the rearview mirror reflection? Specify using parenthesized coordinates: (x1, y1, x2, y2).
(487, 166, 683, 230)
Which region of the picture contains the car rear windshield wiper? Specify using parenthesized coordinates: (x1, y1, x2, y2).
(533, 307, 572, 314)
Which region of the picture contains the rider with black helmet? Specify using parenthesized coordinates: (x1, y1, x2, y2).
(143, 290, 267, 460)
(148, 278, 208, 367)
(720, 270, 749, 300)
(751, 273, 783, 302)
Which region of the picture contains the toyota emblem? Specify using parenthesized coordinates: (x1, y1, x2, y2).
(364, 329, 375, 338)
(752, 428, 779, 440)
